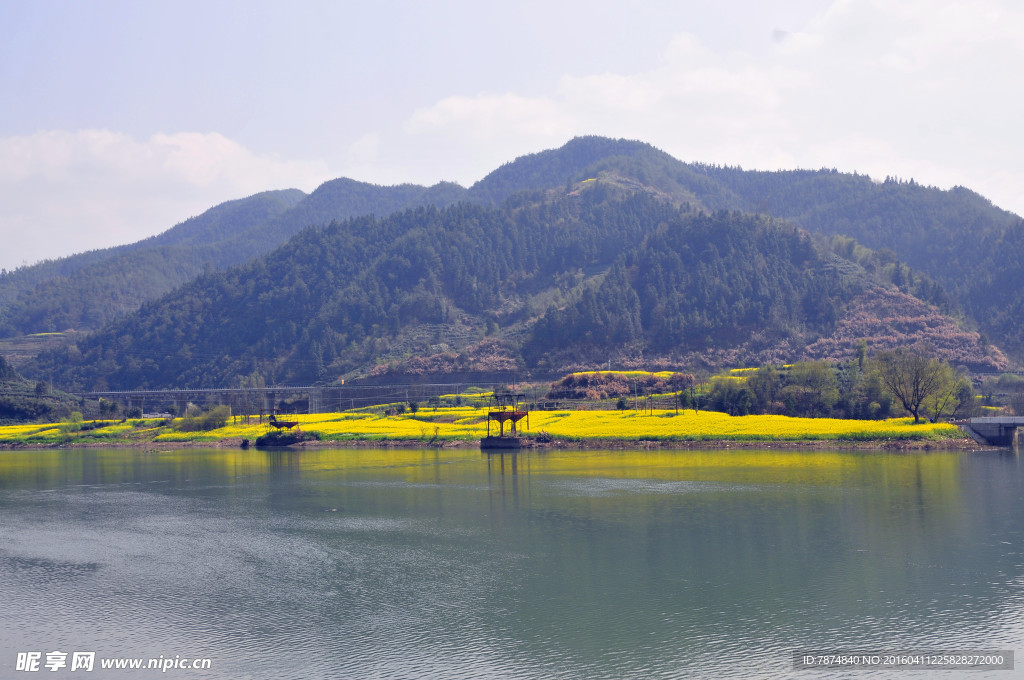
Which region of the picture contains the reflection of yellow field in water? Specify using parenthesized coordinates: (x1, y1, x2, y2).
(0, 408, 961, 445)
(304, 448, 964, 518)
(0, 447, 964, 520)
(512, 447, 963, 489)
(286, 447, 963, 489)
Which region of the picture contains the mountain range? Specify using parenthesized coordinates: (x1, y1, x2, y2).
(4, 136, 1021, 391)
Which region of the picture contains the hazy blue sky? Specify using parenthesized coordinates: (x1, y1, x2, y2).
(1, 0, 1020, 271)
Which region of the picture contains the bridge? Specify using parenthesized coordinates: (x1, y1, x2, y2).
(960, 417, 1024, 447)
(74, 382, 508, 417)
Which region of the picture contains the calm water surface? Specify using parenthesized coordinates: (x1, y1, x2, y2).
(1, 447, 1023, 679)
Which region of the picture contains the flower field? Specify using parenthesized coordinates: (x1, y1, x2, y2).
(0, 406, 964, 446)
(527, 410, 960, 441)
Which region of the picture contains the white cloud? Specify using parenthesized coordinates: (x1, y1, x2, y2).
(0, 130, 331, 271)
(398, 93, 580, 186)
(406, 92, 574, 142)
(348, 133, 380, 164)
(401, 0, 1024, 216)
(558, 73, 664, 114)
(5, 0, 1024, 276)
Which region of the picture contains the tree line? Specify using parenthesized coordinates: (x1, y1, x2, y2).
(701, 349, 974, 422)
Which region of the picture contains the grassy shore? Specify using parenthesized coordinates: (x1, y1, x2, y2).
(0, 406, 976, 449)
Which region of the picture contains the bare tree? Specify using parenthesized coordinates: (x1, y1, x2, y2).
(874, 349, 951, 424)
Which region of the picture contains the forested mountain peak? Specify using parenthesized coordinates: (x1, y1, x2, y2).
(0, 178, 465, 337)
(8, 135, 1024, 389)
(0, 189, 307, 334)
(468, 136, 672, 204)
(10, 134, 1021, 345)
(0, 189, 305, 291)
(30, 185, 1008, 392)
(144, 189, 307, 248)
(287, 177, 468, 225)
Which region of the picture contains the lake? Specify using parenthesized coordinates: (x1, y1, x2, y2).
(1, 447, 1022, 678)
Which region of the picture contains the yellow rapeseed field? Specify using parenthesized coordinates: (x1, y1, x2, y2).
(0, 408, 963, 445)
(526, 410, 958, 441)
(0, 419, 154, 443)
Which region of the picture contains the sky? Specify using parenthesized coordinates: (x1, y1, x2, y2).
(1, 0, 1022, 272)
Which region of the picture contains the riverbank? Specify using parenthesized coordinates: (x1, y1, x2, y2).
(0, 408, 986, 450)
(0, 437, 987, 451)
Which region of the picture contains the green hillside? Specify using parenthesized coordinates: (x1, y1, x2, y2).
(467, 136, 738, 210)
(0, 189, 305, 334)
(699, 167, 1024, 354)
(470, 138, 1024, 358)
(0, 180, 470, 337)
(31, 182, 1003, 392)
(10, 136, 1024, 393)
(10, 135, 1022, 355)
(0, 354, 79, 424)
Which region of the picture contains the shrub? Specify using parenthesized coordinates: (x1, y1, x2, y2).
(59, 411, 84, 434)
(98, 399, 119, 417)
(174, 405, 231, 432)
(997, 374, 1024, 392)
(0, 395, 65, 424)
